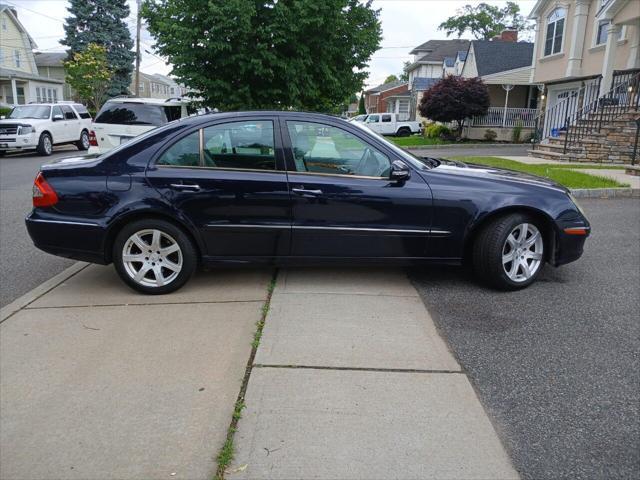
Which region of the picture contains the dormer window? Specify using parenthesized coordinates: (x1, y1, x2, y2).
(544, 7, 566, 56)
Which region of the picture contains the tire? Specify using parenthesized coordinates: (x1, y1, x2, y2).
(397, 127, 411, 137)
(112, 219, 197, 294)
(76, 130, 90, 151)
(472, 213, 546, 291)
(0, 151, 5, 157)
(36, 133, 53, 156)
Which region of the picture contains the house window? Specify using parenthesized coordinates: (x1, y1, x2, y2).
(544, 8, 566, 56)
(14, 50, 21, 68)
(36, 87, 41, 102)
(595, 20, 624, 45)
(170, 87, 175, 95)
(139, 82, 144, 92)
(16, 87, 25, 105)
(53, 89, 58, 103)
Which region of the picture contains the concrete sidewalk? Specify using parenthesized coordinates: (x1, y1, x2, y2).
(230, 268, 518, 480)
(0, 264, 272, 480)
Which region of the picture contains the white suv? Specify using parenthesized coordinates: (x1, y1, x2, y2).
(89, 97, 190, 154)
(0, 103, 92, 156)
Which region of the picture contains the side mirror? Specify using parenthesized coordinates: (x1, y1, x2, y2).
(390, 160, 410, 182)
(53, 114, 64, 121)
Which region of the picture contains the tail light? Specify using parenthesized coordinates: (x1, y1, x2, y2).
(88, 130, 98, 147)
(32, 172, 58, 207)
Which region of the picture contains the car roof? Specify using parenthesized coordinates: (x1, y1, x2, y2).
(19, 103, 86, 108)
(104, 97, 189, 106)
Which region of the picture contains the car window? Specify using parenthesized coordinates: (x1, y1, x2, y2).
(94, 103, 179, 126)
(72, 104, 91, 119)
(382, 114, 392, 123)
(52, 106, 63, 119)
(286, 121, 391, 177)
(156, 131, 200, 167)
(202, 120, 277, 171)
(61, 105, 77, 120)
(368, 115, 380, 123)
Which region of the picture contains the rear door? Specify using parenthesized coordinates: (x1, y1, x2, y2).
(283, 117, 432, 259)
(380, 113, 395, 135)
(60, 105, 81, 142)
(145, 116, 291, 259)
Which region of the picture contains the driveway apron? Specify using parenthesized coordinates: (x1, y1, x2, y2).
(0, 265, 272, 480)
(231, 268, 519, 479)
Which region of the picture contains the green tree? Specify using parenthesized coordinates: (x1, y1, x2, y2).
(399, 61, 410, 82)
(383, 74, 399, 84)
(358, 92, 366, 114)
(61, 0, 134, 97)
(64, 43, 113, 110)
(142, 0, 382, 112)
(438, 2, 532, 40)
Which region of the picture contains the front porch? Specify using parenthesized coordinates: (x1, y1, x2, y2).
(0, 67, 64, 106)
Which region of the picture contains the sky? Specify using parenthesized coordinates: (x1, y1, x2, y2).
(6, 0, 537, 87)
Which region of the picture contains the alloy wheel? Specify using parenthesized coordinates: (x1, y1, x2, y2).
(43, 136, 52, 154)
(501, 223, 544, 283)
(81, 131, 90, 149)
(121, 229, 183, 288)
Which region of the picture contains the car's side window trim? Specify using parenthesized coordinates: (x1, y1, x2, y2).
(281, 118, 393, 180)
(152, 117, 286, 173)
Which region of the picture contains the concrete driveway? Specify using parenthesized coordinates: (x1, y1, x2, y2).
(0, 265, 272, 480)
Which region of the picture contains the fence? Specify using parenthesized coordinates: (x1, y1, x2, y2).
(469, 107, 537, 128)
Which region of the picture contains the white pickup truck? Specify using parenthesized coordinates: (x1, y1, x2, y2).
(362, 113, 422, 137)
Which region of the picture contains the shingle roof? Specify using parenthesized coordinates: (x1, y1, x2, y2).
(412, 77, 439, 91)
(409, 39, 470, 62)
(34, 52, 67, 67)
(444, 57, 455, 67)
(366, 80, 407, 93)
(471, 40, 534, 76)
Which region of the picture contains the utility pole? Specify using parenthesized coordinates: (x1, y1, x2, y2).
(134, 0, 142, 97)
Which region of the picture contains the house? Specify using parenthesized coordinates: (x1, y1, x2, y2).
(34, 52, 73, 100)
(528, 0, 640, 162)
(130, 72, 171, 99)
(0, 4, 64, 106)
(363, 80, 409, 119)
(151, 74, 188, 97)
(404, 39, 470, 121)
(459, 35, 538, 140)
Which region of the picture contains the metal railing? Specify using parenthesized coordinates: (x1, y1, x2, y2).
(532, 80, 601, 145)
(563, 72, 640, 153)
(469, 107, 537, 128)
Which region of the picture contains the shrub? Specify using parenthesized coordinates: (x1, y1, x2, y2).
(484, 129, 497, 141)
(511, 121, 523, 143)
(0, 107, 12, 118)
(425, 123, 452, 139)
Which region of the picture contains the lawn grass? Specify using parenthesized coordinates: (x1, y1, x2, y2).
(388, 136, 454, 147)
(448, 156, 629, 189)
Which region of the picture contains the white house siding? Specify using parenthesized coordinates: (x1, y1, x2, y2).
(460, 45, 479, 78)
(481, 66, 535, 85)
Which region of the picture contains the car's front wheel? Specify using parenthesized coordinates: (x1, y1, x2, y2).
(113, 219, 197, 294)
(36, 133, 53, 156)
(473, 213, 546, 290)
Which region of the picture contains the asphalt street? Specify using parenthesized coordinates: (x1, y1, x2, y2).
(0, 146, 85, 307)
(410, 198, 640, 479)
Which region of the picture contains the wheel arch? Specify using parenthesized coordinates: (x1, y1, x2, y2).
(462, 205, 559, 264)
(103, 210, 204, 264)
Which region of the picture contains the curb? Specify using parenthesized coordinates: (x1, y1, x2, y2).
(0, 262, 89, 323)
(405, 143, 527, 151)
(570, 187, 640, 198)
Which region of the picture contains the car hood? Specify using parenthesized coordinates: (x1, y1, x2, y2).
(429, 158, 568, 193)
(0, 118, 50, 126)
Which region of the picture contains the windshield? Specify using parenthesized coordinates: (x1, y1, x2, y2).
(349, 120, 438, 170)
(94, 103, 181, 126)
(9, 105, 51, 120)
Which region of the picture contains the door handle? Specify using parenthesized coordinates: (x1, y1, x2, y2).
(170, 183, 201, 191)
(292, 188, 323, 196)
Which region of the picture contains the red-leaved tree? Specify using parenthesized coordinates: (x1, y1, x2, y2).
(418, 77, 490, 136)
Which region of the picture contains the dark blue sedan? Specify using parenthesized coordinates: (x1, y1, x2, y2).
(26, 111, 590, 294)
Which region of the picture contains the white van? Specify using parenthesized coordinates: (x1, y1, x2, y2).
(89, 97, 190, 154)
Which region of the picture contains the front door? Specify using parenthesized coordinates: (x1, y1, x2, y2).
(282, 118, 432, 259)
(145, 117, 291, 260)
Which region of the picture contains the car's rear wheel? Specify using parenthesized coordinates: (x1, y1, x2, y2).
(113, 219, 197, 294)
(76, 130, 90, 151)
(473, 213, 545, 290)
(36, 133, 53, 156)
(397, 127, 411, 137)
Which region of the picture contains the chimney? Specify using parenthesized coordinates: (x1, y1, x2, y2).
(500, 29, 518, 42)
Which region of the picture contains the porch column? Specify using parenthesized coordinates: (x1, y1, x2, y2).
(395, 100, 400, 114)
(565, 0, 590, 78)
(529, 16, 541, 83)
(600, 23, 622, 95)
(627, 24, 640, 70)
(10, 77, 18, 105)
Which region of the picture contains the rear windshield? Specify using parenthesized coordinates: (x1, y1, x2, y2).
(94, 103, 181, 126)
(73, 104, 91, 119)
